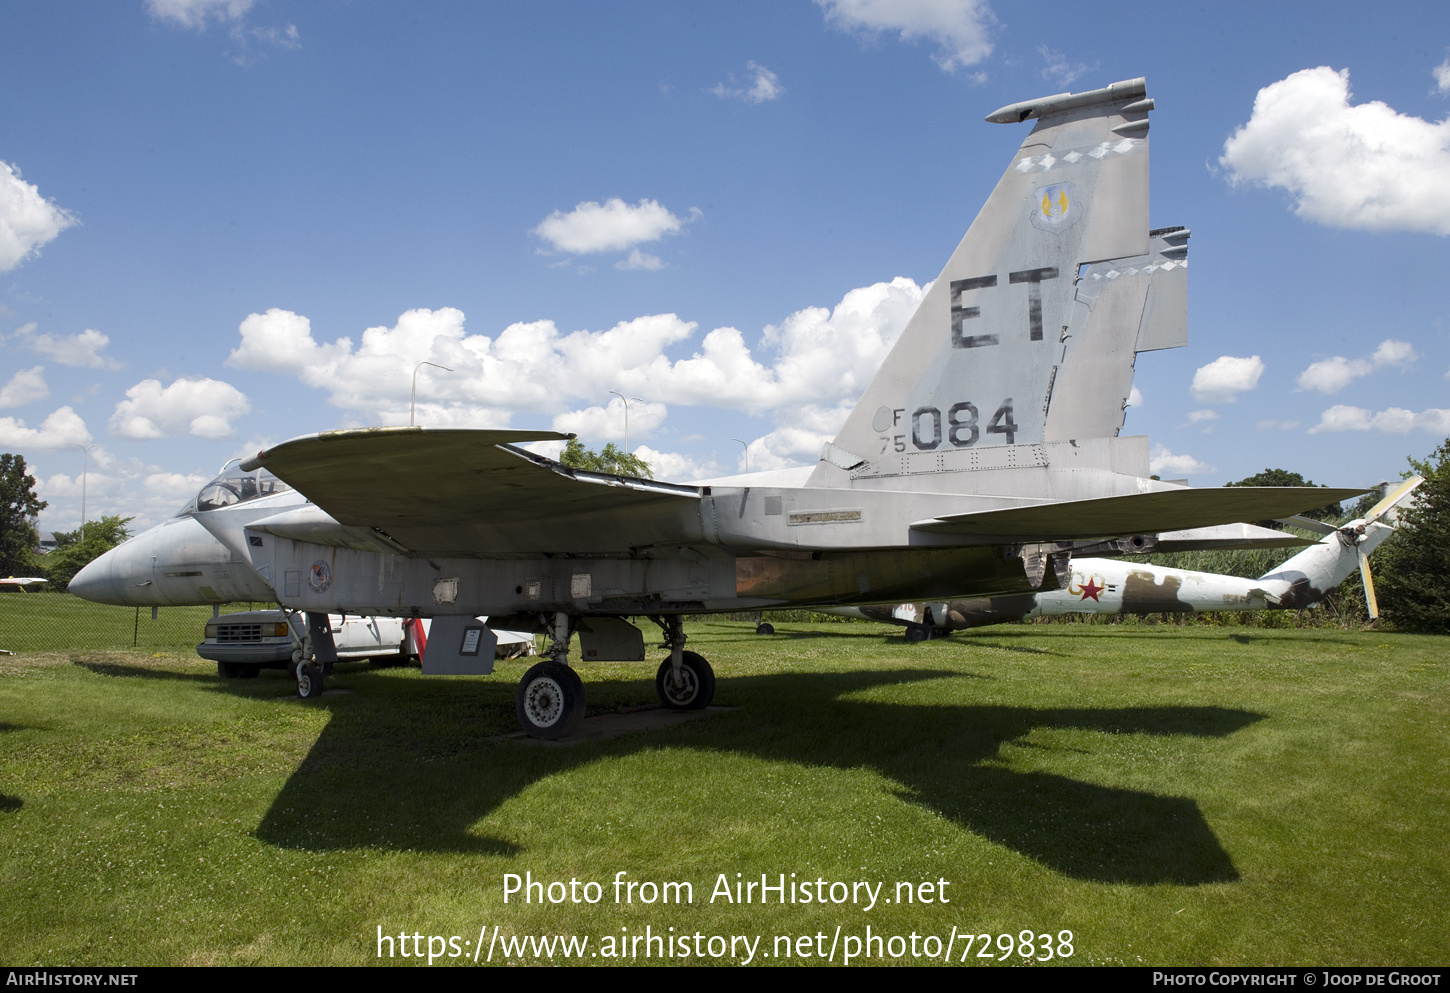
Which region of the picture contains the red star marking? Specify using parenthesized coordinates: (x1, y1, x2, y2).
(1077, 577, 1105, 602)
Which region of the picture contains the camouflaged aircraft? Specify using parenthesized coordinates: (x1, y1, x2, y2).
(71, 78, 1365, 738)
(842, 477, 1424, 640)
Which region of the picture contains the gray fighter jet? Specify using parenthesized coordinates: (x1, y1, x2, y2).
(71, 78, 1364, 738)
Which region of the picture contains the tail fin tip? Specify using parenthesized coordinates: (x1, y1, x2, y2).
(985, 77, 1148, 124)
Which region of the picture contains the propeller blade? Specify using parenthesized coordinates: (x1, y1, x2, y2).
(1275, 514, 1337, 536)
(1359, 549, 1379, 621)
(1364, 475, 1426, 525)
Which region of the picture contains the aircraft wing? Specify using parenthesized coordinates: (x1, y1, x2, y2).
(911, 486, 1368, 543)
(239, 428, 707, 555)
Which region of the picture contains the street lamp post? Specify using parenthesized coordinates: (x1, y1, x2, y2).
(411, 361, 454, 426)
(608, 391, 644, 453)
(732, 438, 749, 474)
(72, 443, 99, 543)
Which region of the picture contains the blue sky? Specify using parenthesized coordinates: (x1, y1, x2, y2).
(3, 0, 1449, 532)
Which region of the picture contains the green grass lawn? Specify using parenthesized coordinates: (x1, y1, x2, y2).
(1, 595, 1446, 966)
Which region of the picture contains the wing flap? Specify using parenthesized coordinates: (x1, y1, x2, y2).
(911, 486, 1368, 542)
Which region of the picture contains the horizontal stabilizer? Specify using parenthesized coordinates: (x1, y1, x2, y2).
(1154, 522, 1317, 552)
(912, 486, 1368, 542)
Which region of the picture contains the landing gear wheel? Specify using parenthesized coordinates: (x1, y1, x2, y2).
(296, 662, 325, 699)
(755, 622, 774, 635)
(904, 623, 931, 643)
(515, 661, 586, 740)
(655, 651, 715, 710)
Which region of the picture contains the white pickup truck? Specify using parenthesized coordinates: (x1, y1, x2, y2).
(198, 610, 533, 678)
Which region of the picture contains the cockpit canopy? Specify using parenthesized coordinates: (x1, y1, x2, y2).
(177, 466, 294, 517)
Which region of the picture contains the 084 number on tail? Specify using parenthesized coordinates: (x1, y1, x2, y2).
(879, 399, 1017, 453)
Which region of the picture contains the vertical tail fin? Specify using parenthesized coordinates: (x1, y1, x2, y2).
(814, 77, 1187, 483)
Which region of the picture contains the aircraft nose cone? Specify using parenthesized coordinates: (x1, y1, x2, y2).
(68, 546, 129, 604)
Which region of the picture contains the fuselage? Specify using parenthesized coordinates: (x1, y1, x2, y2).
(70, 464, 1059, 613)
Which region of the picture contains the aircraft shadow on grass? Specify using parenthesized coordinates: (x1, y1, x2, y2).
(0, 721, 23, 812)
(251, 667, 1261, 885)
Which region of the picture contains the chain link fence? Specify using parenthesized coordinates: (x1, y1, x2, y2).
(0, 592, 277, 656)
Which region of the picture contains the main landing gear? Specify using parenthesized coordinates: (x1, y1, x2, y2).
(904, 623, 932, 643)
(515, 660, 586, 739)
(649, 615, 715, 711)
(514, 613, 586, 740)
(509, 613, 718, 739)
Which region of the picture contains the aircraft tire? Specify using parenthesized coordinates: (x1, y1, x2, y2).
(755, 622, 774, 635)
(655, 651, 715, 710)
(904, 623, 931, 643)
(515, 661, 585, 740)
(296, 662, 325, 699)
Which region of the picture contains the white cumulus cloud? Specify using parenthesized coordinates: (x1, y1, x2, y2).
(227, 308, 353, 376)
(0, 406, 92, 450)
(0, 162, 76, 273)
(1190, 355, 1264, 403)
(1295, 338, 1417, 394)
(1309, 405, 1450, 434)
(1038, 46, 1091, 87)
(109, 378, 251, 439)
(146, 0, 254, 28)
(227, 276, 926, 466)
(712, 61, 784, 104)
(12, 324, 121, 369)
(1221, 66, 1450, 234)
(816, 0, 995, 71)
(744, 403, 860, 471)
(552, 398, 668, 444)
(0, 367, 48, 409)
(147, 0, 298, 67)
(616, 249, 664, 271)
(38, 456, 221, 531)
(631, 445, 724, 483)
(1150, 446, 1214, 477)
(1435, 57, 1450, 95)
(533, 198, 694, 257)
